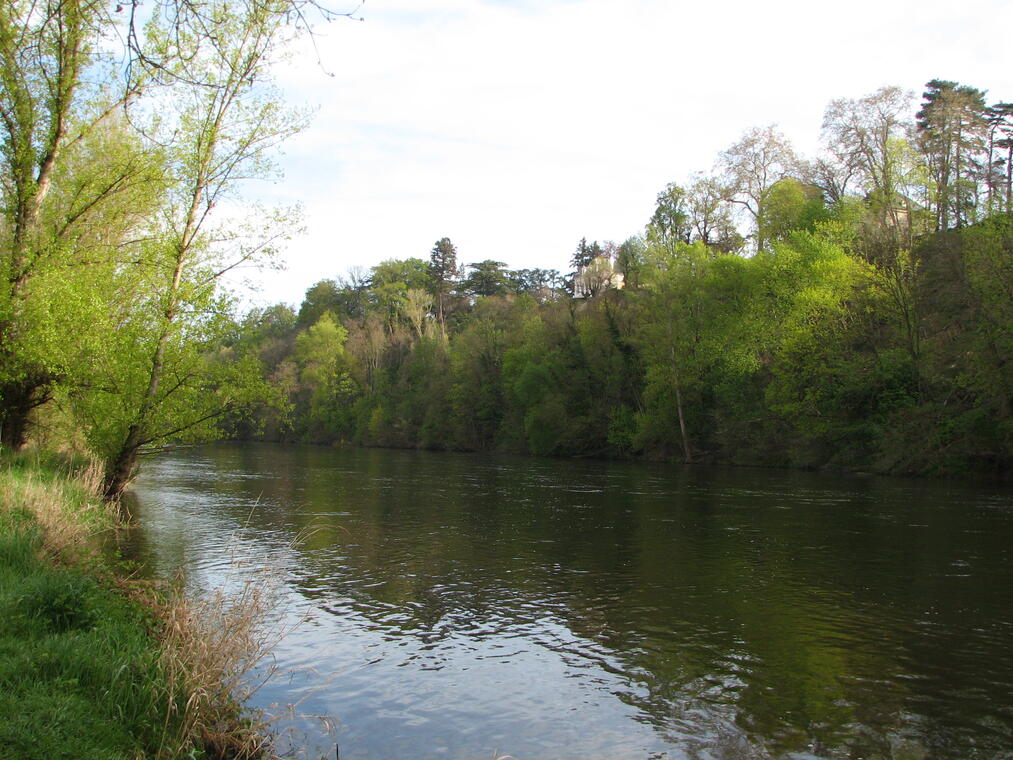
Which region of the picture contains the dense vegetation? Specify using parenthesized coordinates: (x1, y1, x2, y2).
(0, 0, 1009, 494)
(229, 84, 1012, 476)
(0, 451, 269, 759)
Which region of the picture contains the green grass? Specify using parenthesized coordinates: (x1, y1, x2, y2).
(0, 507, 167, 760)
(0, 451, 270, 760)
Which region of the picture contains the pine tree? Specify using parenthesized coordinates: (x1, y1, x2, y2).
(917, 80, 989, 229)
(428, 237, 458, 329)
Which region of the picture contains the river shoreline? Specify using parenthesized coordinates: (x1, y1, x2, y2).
(230, 435, 1013, 485)
(0, 449, 272, 760)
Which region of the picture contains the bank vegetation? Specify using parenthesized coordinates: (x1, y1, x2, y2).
(0, 448, 277, 759)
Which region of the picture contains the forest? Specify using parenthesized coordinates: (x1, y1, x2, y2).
(0, 0, 1009, 496)
(228, 83, 1013, 478)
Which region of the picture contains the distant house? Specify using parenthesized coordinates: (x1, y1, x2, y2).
(867, 191, 933, 238)
(574, 257, 624, 298)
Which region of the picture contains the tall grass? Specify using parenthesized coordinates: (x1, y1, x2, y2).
(0, 448, 281, 759)
(154, 568, 284, 758)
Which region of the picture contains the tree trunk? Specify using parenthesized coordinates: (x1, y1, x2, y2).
(671, 346, 692, 462)
(0, 377, 51, 450)
(102, 430, 141, 502)
(1006, 143, 1012, 215)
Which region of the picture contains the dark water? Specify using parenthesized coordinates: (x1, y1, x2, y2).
(125, 443, 1013, 760)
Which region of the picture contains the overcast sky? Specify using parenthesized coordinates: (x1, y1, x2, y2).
(233, 0, 1013, 308)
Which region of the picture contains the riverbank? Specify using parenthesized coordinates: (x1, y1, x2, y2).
(0, 449, 271, 760)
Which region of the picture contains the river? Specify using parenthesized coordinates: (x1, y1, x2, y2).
(124, 443, 1013, 759)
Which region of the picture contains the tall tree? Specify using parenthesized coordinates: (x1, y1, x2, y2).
(614, 237, 646, 289)
(566, 237, 604, 295)
(509, 267, 563, 300)
(646, 183, 691, 248)
(985, 102, 1013, 215)
(821, 86, 917, 240)
(917, 79, 989, 230)
(717, 125, 798, 252)
(822, 87, 913, 198)
(0, 0, 154, 448)
(428, 237, 458, 329)
(463, 260, 510, 298)
(89, 0, 306, 499)
(685, 173, 741, 252)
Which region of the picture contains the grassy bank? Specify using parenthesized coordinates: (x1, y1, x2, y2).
(0, 450, 270, 760)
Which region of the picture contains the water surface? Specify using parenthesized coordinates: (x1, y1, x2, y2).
(126, 443, 1013, 759)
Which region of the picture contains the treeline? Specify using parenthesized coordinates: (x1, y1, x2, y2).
(4, 54, 1011, 493)
(231, 81, 1012, 475)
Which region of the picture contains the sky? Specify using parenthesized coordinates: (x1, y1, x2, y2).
(233, 0, 1013, 308)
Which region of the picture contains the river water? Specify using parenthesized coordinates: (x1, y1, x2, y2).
(125, 443, 1013, 760)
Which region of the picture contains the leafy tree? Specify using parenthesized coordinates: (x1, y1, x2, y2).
(449, 307, 507, 449)
(463, 260, 510, 298)
(297, 270, 370, 327)
(0, 0, 160, 448)
(368, 257, 431, 328)
(758, 178, 830, 244)
(293, 311, 355, 439)
(90, 0, 307, 499)
(568, 237, 604, 278)
(761, 233, 893, 468)
(646, 183, 691, 248)
(985, 102, 1013, 215)
(633, 241, 718, 460)
(509, 268, 563, 300)
(297, 279, 342, 327)
(402, 288, 434, 338)
(614, 237, 646, 289)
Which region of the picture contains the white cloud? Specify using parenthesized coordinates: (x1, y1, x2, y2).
(234, 0, 1013, 307)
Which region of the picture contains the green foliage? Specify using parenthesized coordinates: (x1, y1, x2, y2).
(759, 178, 831, 243)
(233, 204, 1010, 476)
(12, 571, 98, 634)
(5, 61, 1010, 483)
(463, 260, 511, 297)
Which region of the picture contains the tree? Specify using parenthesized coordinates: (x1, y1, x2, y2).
(428, 237, 458, 329)
(0, 0, 159, 448)
(293, 311, 354, 437)
(633, 241, 716, 461)
(614, 237, 646, 289)
(297, 279, 341, 327)
(985, 102, 1013, 215)
(509, 268, 563, 300)
(570, 237, 603, 270)
(297, 268, 370, 327)
(89, 0, 307, 500)
(821, 86, 914, 203)
(685, 173, 742, 252)
(717, 125, 798, 252)
(566, 237, 604, 295)
(401, 288, 433, 338)
(758, 178, 829, 244)
(369, 257, 431, 328)
(646, 183, 691, 248)
(917, 80, 989, 230)
(463, 260, 510, 298)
